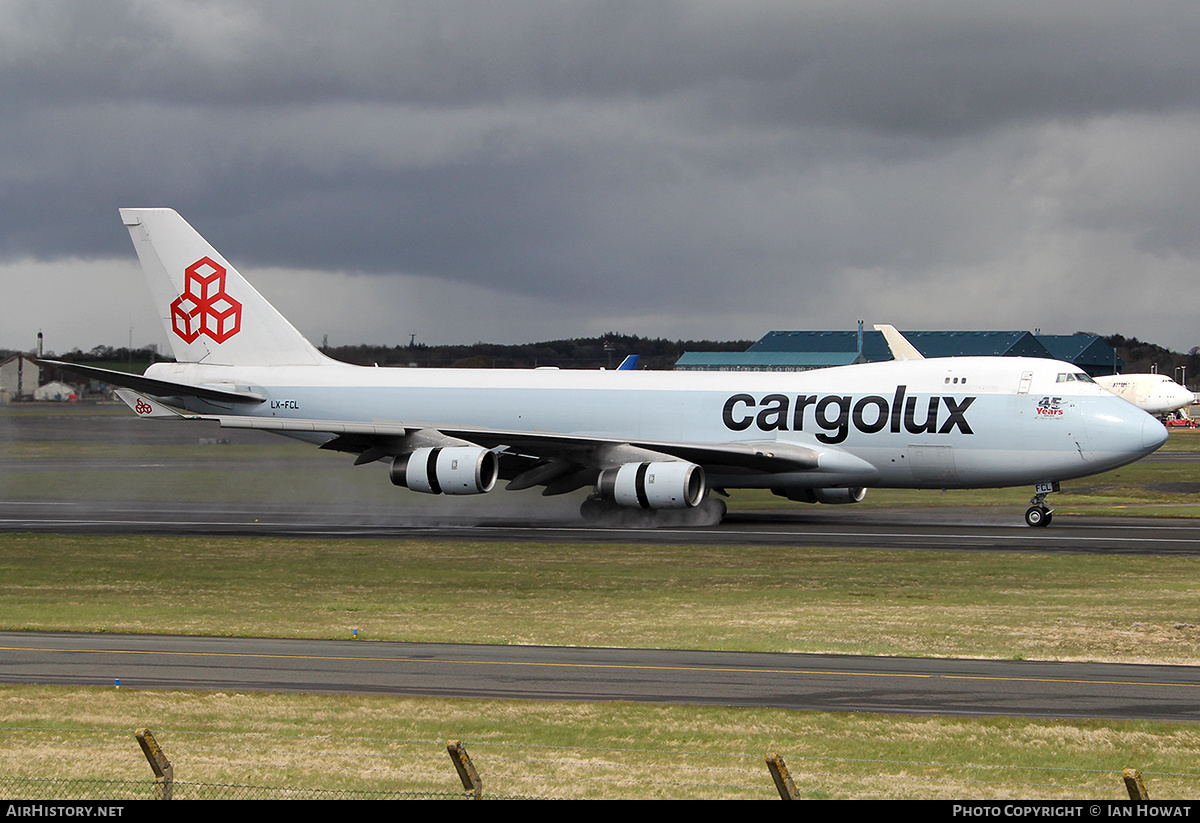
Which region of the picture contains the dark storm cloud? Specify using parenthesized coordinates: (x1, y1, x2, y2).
(10, 3, 1200, 121)
(3, 1, 1200, 350)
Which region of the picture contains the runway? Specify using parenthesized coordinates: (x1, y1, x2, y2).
(9, 506, 1196, 720)
(4, 498, 1200, 555)
(4, 406, 1200, 721)
(4, 631, 1200, 721)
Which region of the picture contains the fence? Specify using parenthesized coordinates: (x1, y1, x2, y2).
(0, 727, 1194, 800)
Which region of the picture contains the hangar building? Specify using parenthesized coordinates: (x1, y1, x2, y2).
(675, 330, 1122, 374)
(0, 354, 40, 403)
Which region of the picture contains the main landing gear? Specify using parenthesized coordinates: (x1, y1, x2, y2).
(1024, 481, 1060, 528)
(579, 495, 728, 527)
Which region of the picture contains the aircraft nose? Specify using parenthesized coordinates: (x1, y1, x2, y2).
(1085, 399, 1167, 470)
(1170, 387, 1197, 408)
(1143, 415, 1168, 451)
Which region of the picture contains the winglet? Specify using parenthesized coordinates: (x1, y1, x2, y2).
(873, 325, 924, 361)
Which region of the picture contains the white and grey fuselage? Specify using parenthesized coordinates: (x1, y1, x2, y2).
(144, 354, 1165, 493)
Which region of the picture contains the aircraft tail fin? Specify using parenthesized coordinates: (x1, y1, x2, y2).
(120, 208, 330, 366)
(873, 324, 925, 361)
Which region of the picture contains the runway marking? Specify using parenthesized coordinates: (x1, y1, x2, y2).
(3, 644, 1196, 690)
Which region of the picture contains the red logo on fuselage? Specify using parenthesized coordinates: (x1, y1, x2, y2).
(170, 257, 243, 343)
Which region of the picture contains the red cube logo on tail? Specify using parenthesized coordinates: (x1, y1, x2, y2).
(170, 257, 243, 343)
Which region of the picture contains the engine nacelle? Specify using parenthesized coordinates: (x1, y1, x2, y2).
(596, 461, 707, 509)
(390, 447, 499, 495)
(774, 486, 867, 505)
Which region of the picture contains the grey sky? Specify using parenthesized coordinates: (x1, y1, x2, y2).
(3, 1, 1199, 355)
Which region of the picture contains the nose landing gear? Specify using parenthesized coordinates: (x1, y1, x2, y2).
(1024, 505, 1053, 527)
(1025, 481, 1059, 527)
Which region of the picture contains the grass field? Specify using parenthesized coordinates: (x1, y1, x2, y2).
(2, 534, 1199, 663)
(4, 687, 1199, 800)
(3, 534, 1200, 799)
(2, 403, 1199, 799)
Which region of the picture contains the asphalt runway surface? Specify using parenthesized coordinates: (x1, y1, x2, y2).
(6, 499, 1200, 555)
(4, 406, 1200, 720)
(4, 631, 1200, 721)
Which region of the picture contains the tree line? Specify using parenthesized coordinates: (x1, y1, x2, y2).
(7, 332, 1200, 387)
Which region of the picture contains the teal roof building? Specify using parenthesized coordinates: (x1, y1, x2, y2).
(676, 330, 1122, 374)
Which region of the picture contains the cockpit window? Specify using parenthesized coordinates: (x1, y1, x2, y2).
(1056, 372, 1096, 384)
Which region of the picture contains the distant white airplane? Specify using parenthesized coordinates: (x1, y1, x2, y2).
(46, 210, 1168, 528)
(1094, 373, 1196, 416)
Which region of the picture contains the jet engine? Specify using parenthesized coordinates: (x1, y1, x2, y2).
(774, 486, 867, 505)
(390, 447, 499, 495)
(595, 461, 707, 509)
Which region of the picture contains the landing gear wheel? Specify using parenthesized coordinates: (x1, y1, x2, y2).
(1025, 482, 1059, 528)
(704, 497, 728, 523)
(579, 496, 725, 527)
(580, 496, 608, 522)
(1024, 506, 1052, 528)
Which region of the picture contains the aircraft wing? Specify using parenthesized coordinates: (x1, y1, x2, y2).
(198, 407, 820, 471)
(112, 388, 826, 494)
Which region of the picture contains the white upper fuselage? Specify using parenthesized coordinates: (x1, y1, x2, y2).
(146, 354, 1166, 491)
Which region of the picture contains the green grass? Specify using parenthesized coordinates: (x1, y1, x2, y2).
(2, 533, 1198, 664)
(0, 401, 131, 416)
(3, 686, 1198, 799)
(1159, 428, 1200, 451)
(0, 441, 311, 461)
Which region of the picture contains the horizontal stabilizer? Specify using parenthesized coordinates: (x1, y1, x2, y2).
(39, 359, 265, 404)
(114, 389, 192, 418)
